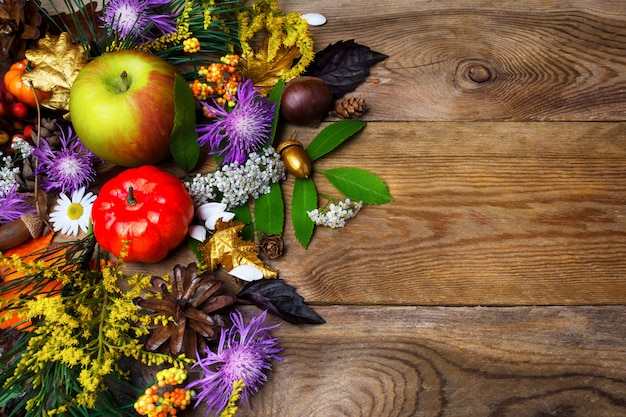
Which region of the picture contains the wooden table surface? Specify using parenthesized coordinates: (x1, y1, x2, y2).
(127, 1, 626, 415)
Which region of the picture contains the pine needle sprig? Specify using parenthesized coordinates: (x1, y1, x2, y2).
(0, 236, 193, 416)
(37, 0, 106, 58)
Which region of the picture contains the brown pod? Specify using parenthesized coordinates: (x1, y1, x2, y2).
(280, 76, 333, 127)
(277, 139, 313, 179)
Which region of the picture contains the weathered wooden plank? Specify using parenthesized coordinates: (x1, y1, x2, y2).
(281, 0, 626, 121)
(212, 305, 626, 417)
(128, 121, 626, 306)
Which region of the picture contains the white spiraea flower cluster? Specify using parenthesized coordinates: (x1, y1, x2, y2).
(187, 146, 286, 209)
(307, 198, 364, 228)
(0, 152, 19, 195)
(11, 137, 33, 159)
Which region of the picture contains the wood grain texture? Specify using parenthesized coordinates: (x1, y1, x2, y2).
(128, 121, 626, 305)
(67, 1, 626, 415)
(282, 0, 626, 121)
(225, 306, 626, 417)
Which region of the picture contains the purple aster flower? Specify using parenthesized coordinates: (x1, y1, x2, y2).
(103, 0, 177, 42)
(0, 183, 35, 226)
(186, 309, 282, 415)
(197, 78, 276, 165)
(33, 125, 100, 195)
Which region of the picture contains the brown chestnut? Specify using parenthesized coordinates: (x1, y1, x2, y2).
(280, 76, 333, 127)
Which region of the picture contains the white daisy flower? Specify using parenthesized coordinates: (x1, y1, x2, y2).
(49, 187, 97, 236)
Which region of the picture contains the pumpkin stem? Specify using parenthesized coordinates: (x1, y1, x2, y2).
(127, 186, 137, 205)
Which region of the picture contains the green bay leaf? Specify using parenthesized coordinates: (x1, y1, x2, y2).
(254, 182, 285, 236)
(305, 119, 366, 161)
(170, 74, 200, 172)
(268, 79, 284, 146)
(292, 177, 317, 248)
(231, 204, 254, 241)
(322, 167, 393, 204)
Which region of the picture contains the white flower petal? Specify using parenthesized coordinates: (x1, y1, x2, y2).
(229, 265, 264, 282)
(188, 225, 207, 242)
(196, 202, 229, 222)
(72, 187, 86, 203)
(205, 212, 235, 230)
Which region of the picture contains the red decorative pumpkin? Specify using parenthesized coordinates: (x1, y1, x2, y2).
(91, 165, 195, 263)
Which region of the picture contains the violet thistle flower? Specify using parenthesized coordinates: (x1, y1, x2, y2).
(33, 125, 100, 195)
(0, 183, 35, 226)
(197, 78, 276, 165)
(102, 0, 177, 43)
(186, 310, 282, 415)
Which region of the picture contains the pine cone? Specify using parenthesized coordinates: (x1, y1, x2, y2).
(36, 118, 62, 147)
(136, 263, 236, 358)
(330, 96, 367, 119)
(0, 0, 47, 61)
(259, 234, 284, 259)
(15, 156, 35, 191)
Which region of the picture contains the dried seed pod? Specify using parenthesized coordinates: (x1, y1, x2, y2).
(0, 213, 44, 251)
(277, 139, 312, 178)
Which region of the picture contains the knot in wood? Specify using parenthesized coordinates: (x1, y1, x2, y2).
(454, 59, 498, 91)
(468, 64, 493, 83)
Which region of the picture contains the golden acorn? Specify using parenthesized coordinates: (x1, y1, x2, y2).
(277, 139, 312, 179)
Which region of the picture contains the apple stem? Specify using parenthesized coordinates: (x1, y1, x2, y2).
(127, 186, 137, 205)
(118, 70, 130, 93)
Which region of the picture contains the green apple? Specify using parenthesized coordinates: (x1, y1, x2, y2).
(69, 50, 179, 167)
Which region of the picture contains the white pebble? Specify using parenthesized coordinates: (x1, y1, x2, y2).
(302, 13, 327, 26)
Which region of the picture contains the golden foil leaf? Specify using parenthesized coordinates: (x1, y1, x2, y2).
(199, 219, 278, 279)
(238, 37, 302, 95)
(22, 32, 88, 111)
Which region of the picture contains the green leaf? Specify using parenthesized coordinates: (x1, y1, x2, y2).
(231, 204, 254, 241)
(170, 74, 200, 172)
(254, 182, 284, 236)
(292, 177, 317, 248)
(268, 80, 284, 146)
(305, 119, 366, 161)
(321, 167, 393, 204)
(188, 237, 202, 263)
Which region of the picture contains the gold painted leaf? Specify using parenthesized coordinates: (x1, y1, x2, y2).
(22, 32, 88, 111)
(238, 37, 302, 95)
(199, 219, 278, 279)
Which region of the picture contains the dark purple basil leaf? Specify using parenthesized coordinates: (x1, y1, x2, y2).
(306, 39, 388, 98)
(237, 279, 325, 324)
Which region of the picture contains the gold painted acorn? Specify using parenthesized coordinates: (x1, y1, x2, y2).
(276, 139, 312, 179)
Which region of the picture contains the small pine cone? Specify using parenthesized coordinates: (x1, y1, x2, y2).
(259, 234, 284, 259)
(36, 118, 62, 148)
(330, 96, 367, 119)
(16, 157, 35, 191)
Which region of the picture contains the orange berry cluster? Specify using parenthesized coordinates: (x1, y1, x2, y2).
(183, 37, 201, 53)
(134, 367, 194, 417)
(189, 54, 242, 109)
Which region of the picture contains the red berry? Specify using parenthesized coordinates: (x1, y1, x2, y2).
(0, 102, 5, 118)
(22, 124, 35, 139)
(11, 102, 28, 119)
